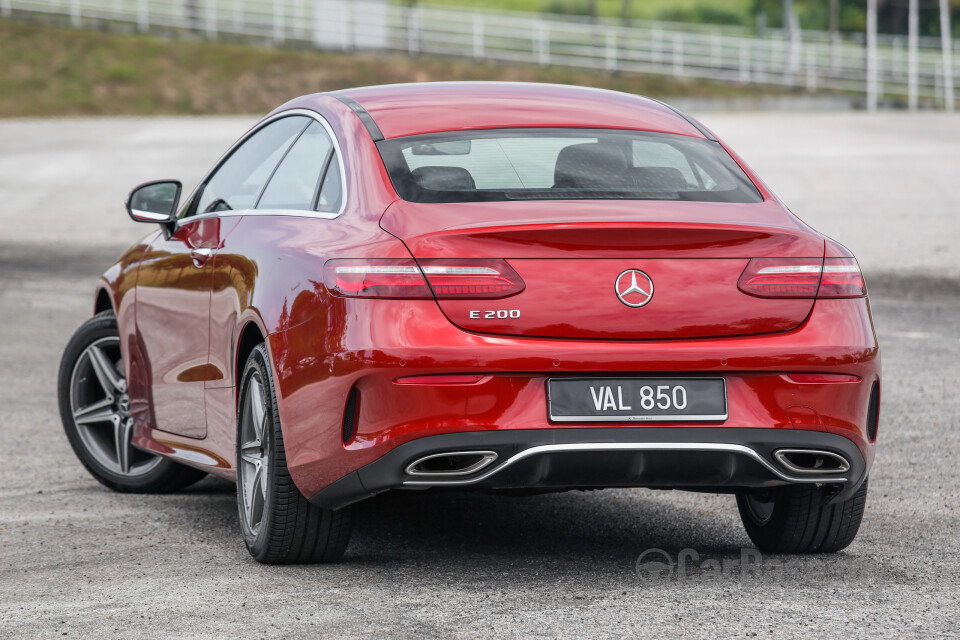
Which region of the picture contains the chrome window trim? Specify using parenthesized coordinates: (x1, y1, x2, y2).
(176, 108, 348, 229)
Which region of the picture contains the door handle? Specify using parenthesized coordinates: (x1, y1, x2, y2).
(190, 247, 214, 266)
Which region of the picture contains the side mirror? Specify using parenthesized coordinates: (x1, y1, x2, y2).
(125, 180, 182, 224)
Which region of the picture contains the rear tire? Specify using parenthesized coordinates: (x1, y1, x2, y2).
(736, 479, 868, 553)
(236, 344, 353, 564)
(57, 311, 207, 493)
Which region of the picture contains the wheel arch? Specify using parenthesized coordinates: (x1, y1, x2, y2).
(94, 284, 115, 315)
(235, 320, 267, 403)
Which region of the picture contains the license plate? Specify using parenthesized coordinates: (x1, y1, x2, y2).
(547, 378, 727, 422)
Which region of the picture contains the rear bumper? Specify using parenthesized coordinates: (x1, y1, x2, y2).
(309, 427, 868, 509)
(271, 296, 879, 502)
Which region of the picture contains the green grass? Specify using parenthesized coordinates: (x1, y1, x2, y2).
(0, 18, 792, 118)
(421, 0, 753, 25)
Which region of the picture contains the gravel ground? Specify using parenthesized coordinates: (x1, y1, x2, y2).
(1, 113, 958, 638)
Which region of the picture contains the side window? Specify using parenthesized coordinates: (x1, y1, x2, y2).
(193, 116, 308, 216)
(316, 154, 342, 213)
(257, 122, 333, 211)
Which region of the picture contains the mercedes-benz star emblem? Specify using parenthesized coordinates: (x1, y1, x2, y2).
(615, 269, 654, 308)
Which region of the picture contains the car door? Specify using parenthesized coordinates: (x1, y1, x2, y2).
(203, 119, 345, 447)
(135, 115, 310, 438)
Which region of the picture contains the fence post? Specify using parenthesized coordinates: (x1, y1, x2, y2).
(534, 20, 549, 66)
(137, 0, 148, 32)
(273, 1, 284, 44)
(787, 6, 801, 75)
(805, 47, 817, 91)
(205, 0, 218, 39)
(866, 0, 878, 110)
(651, 27, 662, 63)
(892, 36, 903, 80)
(830, 29, 840, 73)
(472, 14, 484, 60)
(233, 0, 243, 33)
(739, 39, 751, 82)
(754, 36, 766, 82)
(934, 61, 943, 102)
(69, 0, 80, 27)
(939, 0, 955, 111)
(343, 0, 353, 51)
(711, 30, 722, 67)
(1, 0, 10, 19)
(673, 33, 683, 77)
(407, 6, 420, 57)
(605, 30, 617, 72)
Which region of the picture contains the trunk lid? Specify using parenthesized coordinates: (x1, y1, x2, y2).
(381, 200, 823, 340)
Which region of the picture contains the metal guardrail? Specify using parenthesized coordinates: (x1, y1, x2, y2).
(3, 0, 958, 109)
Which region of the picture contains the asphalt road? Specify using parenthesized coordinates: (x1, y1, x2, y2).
(1, 113, 959, 639)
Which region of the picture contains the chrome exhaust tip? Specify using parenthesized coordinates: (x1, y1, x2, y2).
(773, 449, 850, 475)
(404, 451, 498, 477)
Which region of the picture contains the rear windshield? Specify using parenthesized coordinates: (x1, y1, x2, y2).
(377, 128, 762, 204)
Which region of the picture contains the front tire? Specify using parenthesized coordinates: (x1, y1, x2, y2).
(736, 479, 868, 553)
(236, 343, 353, 564)
(57, 311, 207, 493)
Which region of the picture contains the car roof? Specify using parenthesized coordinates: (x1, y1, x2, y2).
(292, 82, 712, 141)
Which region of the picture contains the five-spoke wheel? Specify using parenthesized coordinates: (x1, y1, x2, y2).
(238, 369, 269, 537)
(58, 311, 206, 493)
(69, 335, 161, 476)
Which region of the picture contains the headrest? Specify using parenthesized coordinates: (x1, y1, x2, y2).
(411, 166, 476, 191)
(628, 166, 688, 190)
(554, 143, 630, 189)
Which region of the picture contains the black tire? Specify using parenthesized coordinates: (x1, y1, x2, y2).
(736, 479, 868, 553)
(57, 311, 207, 493)
(236, 343, 353, 564)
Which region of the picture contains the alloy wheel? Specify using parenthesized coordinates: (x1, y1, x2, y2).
(238, 371, 269, 537)
(69, 336, 161, 476)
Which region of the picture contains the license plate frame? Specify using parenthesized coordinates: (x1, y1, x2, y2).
(547, 377, 728, 423)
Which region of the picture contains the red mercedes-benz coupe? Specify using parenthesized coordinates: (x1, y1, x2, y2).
(58, 83, 879, 563)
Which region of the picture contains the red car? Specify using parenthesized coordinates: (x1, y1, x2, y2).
(58, 83, 879, 563)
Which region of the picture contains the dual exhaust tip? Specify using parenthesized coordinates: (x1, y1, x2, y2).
(404, 447, 850, 478)
(773, 448, 850, 475)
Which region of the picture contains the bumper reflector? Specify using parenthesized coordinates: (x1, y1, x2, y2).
(394, 374, 488, 385)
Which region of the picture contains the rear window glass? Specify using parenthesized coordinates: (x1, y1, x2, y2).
(377, 128, 762, 204)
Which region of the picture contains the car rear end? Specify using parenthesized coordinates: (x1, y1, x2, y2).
(295, 123, 878, 509)
(268, 89, 878, 552)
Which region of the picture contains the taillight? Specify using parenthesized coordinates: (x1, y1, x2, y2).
(738, 258, 865, 299)
(819, 258, 866, 297)
(420, 259, 524, 298)
(324, 259, 432, 298)
(324, 259, 524, 299)
(737, 258, 821, 298)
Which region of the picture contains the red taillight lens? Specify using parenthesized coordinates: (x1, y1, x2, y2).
(819, 258, 866, 298)
(419, 259, 524, 299)
(324, 259, 524, 299)
(324, 259, 432, 298)
(737, 258, 822, 298)
(738, 257, 865, 299)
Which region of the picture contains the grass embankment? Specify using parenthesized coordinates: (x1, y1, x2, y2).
(0, 18, 793, 118)
(423, 0, 752, 25)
